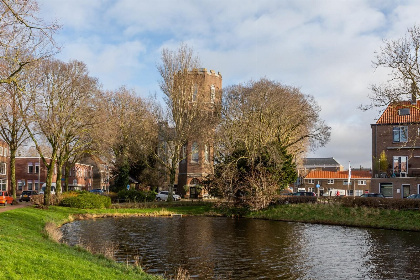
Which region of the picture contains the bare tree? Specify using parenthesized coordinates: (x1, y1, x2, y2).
(156, 43, 212, 201)
(24, 59, 100, 205)
(0, 77, 31, 199)
(370, 25, 420, 108)
(211, 78, 330, 209)
(103, 87, 158, 192)
(0, 0, 59, 84)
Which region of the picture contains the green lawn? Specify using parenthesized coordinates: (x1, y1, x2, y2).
(248, 203, 420, 231)
(3, 202, 420, 279)
(0, 206, 168, 280)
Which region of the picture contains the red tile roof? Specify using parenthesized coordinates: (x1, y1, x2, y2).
(376, 101, 420, 124)
(305, 170, 371, 179)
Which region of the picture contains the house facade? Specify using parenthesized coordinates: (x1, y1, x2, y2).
(294, 157, 343, 192)
(371, 100, 420, 198)
(15, 157, 55, 194)
(177, 68, 222, 198)
(304, 170, 371, 196)
(15, 157, 93, 194)
(0, 141, 9, 192)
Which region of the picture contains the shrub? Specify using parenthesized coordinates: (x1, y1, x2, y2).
(60, 192, 111, 209)
(271, 195, 317, 205)
(31, 194, 61, 206)
(117, 189, 156, 203)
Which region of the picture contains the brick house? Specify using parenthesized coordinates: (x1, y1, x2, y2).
(0, 141, 9, 192)
(15, 157, 55, 194)
(294, 157, 343, 192)
(304, 170, 371, 196)
(15, 157, 93, 193)
(176, 68, 222, 198)
(371, 100, 420, 198)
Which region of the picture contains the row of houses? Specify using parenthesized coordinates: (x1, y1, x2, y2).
(0, 147, 111, 195)
(296, 96, 420, 198)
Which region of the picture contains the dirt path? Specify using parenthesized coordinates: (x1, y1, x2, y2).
(0, 201, 32, 213)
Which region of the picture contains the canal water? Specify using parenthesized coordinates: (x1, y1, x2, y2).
(61, 216, 420, 279)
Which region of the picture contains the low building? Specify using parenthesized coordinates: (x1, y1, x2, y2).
(304, 169, 372, 196)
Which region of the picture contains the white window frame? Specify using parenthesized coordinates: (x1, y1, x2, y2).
(18, 180, 24, 191)
(0, 163, 6, 175)
(327, 179, 334, 184)
(393, 126, 408, 142)
(191, 142, 199, 163)
(358, 180, 366, 185)
(307, 179, 314, 184)
(210, 85, 215, 103)
(0, 179, 6, 191)
(27, 180, 33, 190)
(28, 163, 33, 173)
(393, 156, 408, 175)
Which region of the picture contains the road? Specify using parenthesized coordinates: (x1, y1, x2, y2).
(0, 201, 31, 213)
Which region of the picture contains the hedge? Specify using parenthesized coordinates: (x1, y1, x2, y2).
(117, 189, 156, 202)
(60, 192, 111, 209)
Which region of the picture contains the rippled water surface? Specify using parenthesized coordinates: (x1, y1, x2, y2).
(61, 216, 420, 279)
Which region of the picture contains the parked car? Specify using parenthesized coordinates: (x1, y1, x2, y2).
(407, 194, 420, 199)
(0, 191, 13, 206)
(39, 183, 57, 195)
(19, 190, 38, 202)
(292, 192, 316, 196)
(89, 189, 105, 195)
(156, 191, 181, 201)
(360, 193, 385, 198)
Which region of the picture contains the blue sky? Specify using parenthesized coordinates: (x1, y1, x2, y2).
(38, 0, 420, 169)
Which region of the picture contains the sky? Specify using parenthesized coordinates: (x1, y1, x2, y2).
(37, 0, 420, 170)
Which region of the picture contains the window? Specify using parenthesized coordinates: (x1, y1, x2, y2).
(327, 179, 334, 184)
(0, 179, 6, 191)
(393, 126, 408, 142)
(18, 180, 24, 191)
(343, 180, 350, 185)
(35, 164, 39, 174)
(27, 180, 33, 190)
(3, 148, 6, 157)
(308, 187, 315, 192)
(191, 142, 199, 163)
(380, 183, 393, 198)
(35, 180, 39, 191)
(28, 163, 33, 173)
(210, 85, 215, 103)
(307, 179, 314, 184)
(355, 190, 363, 196)
(0, 147, 3, 157)
(358, 180, 366, 185)
(181, 144, 187, 161)
(204, 144, 209, 163)
(393, 156, 408, 175)
(192, 84, 198, 102)
(0, 163, 6, 175)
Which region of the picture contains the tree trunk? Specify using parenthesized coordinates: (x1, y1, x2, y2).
(10, 149, 16, 199)
(44, 157, 56, 206)
(56, 162, 62, 194)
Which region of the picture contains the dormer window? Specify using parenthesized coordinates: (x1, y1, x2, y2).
(398, 108, 410, 115)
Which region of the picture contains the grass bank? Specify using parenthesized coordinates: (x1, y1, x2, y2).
(0, 204, 212, 280)
(247, 203, 420, 231)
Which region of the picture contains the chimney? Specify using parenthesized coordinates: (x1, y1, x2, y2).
(411, 82, 417, 104)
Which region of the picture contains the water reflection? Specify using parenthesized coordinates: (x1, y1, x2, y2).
(61, 216, 420, 279)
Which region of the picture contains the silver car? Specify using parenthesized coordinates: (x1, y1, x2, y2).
(156, 191, 181, 201)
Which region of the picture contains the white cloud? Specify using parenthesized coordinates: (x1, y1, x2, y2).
(36, 0, 420, 168)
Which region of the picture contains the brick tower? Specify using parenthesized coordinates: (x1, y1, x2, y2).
(177, 68, 222, 198)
